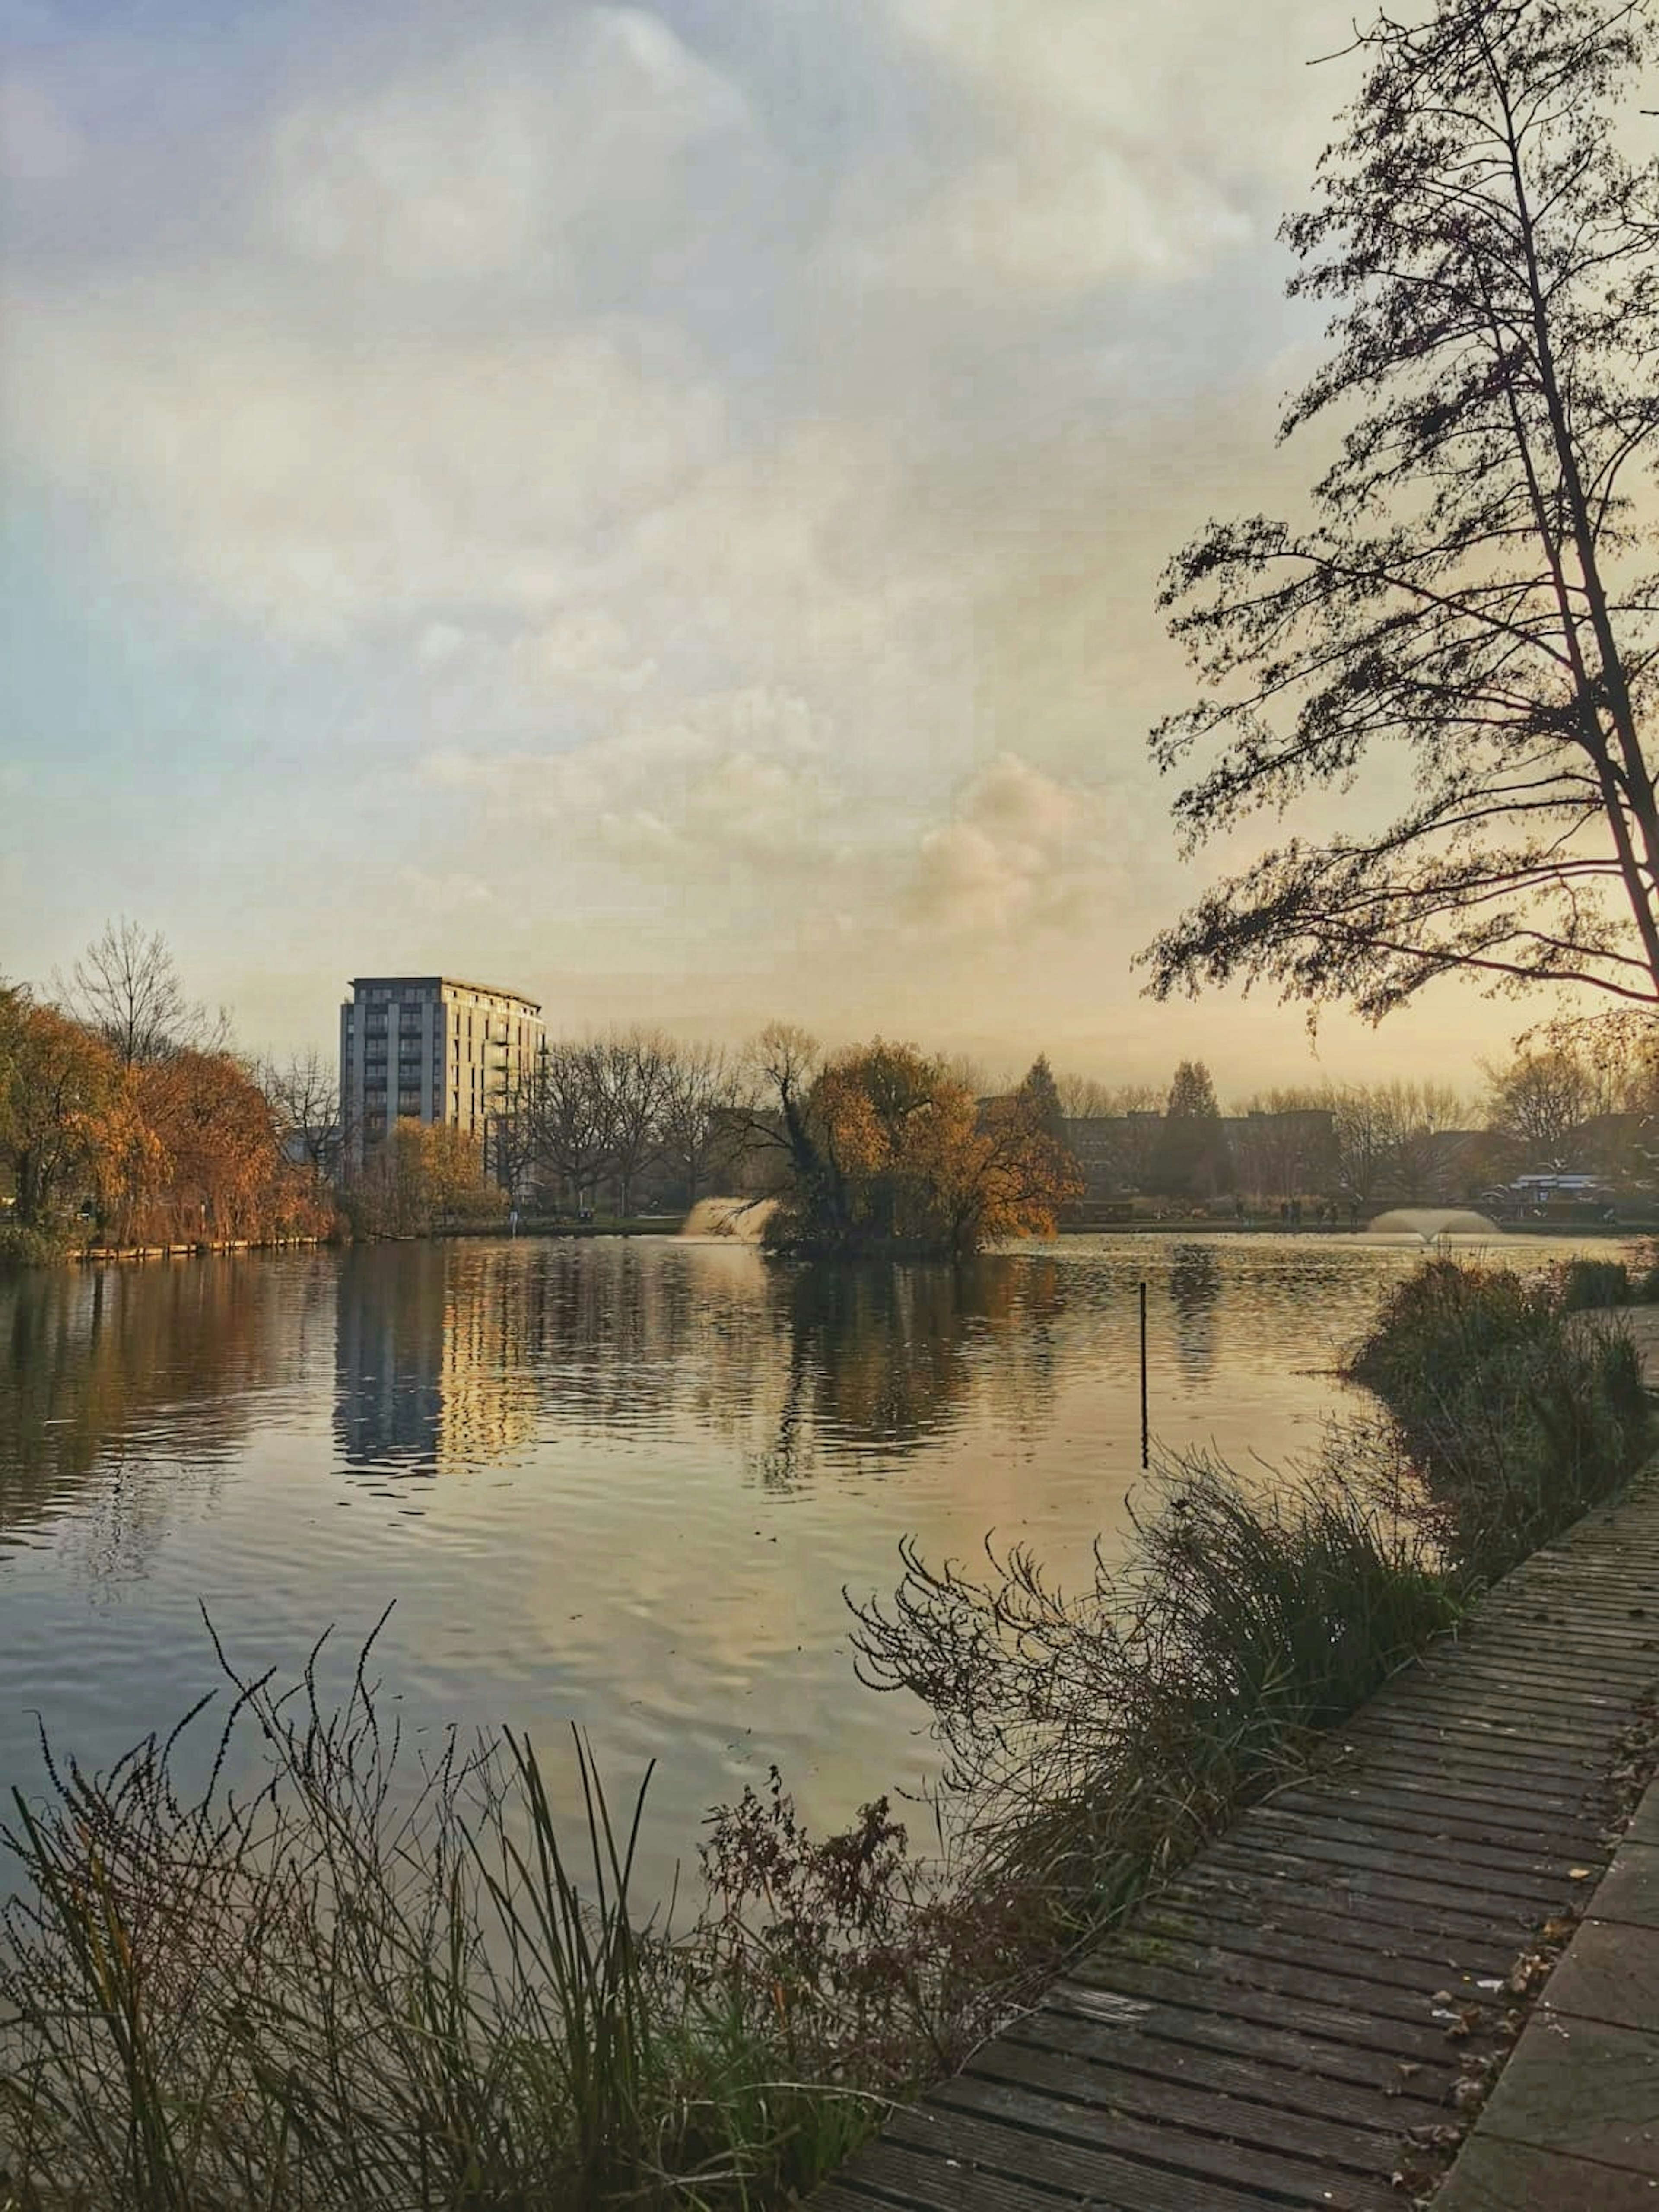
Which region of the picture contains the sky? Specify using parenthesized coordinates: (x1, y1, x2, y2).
(0, 0, 1556, 1098)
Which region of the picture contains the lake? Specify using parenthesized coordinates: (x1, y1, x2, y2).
(0, 1230, 1624, 1897)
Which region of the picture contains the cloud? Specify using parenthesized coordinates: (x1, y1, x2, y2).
(905, 751, 1120, 937)
(840, 0, 1346, 302)
(3, 295, 730, 640)
(4, 0, 1525, 1087)
(426, 687, 840, 876)
(396, 867, 496, 910)
(260, 10, 766, 292)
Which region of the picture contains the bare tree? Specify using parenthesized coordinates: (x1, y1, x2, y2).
(597, 1030, 671, 1218)
(527, 1040, 617, 1211)
(259, 1050, 340, 1179)
(1231, 1086, 1342, 1201)
(1482, 1047, 1598, 1163)
(1145, 0, 1659, 1023)
(735, 1023, 823, 1186)
(1328, 1081, 1468, 1206)
(57, 918, 229, 1066)
(658, 1041, 742, 1204)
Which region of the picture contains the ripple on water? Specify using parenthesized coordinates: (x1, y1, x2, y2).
(0, 1230, 1625, 1894)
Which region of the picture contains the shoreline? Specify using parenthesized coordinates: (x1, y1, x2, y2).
(16, 1214, 1644, 1269)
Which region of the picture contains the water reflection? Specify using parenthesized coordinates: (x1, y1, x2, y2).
(334, 1244, 540, 1479)
(0, 1230, 1631, 1902)
(753, 1257, 1068, 1484)
(0, 1256, 333, 1559)
(328, 1243, 1071, 1490)
(1167, 1244, 1221, 1385)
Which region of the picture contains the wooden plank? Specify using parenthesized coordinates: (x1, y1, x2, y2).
(1199, 1835, 1566, 1919)
(1165, 1863, 1526, 1957)
(1328, 1718, 1606, 1786)
(1002, 2007, 1443, 2129)
(1109, 1926, 1477, 2029)
(1371, 1691, 1627, 1752)
(884, 2102, 1282, 2212)
(1319, 1749, 1610, 1825)
(828, 2139, 1072, 2212)
(1135, 1901, 1507, 1997)
(1041, 1979, 1448, 2099)
(1409, 1643, 1653, 1691)
(1233, 1803, 1587, 1887)
(1064, 1953, 1449, 2061)
(965, 2028, 1409, 2173)
(1269, 1779, 1611, 1856)
(934, 2072, 1400, 2210)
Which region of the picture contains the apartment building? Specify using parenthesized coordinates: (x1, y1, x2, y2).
(339, 975, 543, 1169)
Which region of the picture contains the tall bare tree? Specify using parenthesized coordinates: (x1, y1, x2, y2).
(57, 918, 228, 1066)
(1145, 0, 1659, 1022)
(597, 1030, 671, 1218)
(258, 1050, 340, 1178)
(1482, 1046, 1599, 1160)
(658, 1041, 741, 1203)
(527, 1039, 617, 1211)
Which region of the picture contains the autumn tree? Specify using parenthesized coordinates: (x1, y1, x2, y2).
(348, 1119, 505, 1238)
(130, 1050, 312, 1241)
(57, 918, 227, 1065)
(0, 1000, 138, 1227)
(1147, 1060, 1233, 1201)
(759, 1039, 1081, 1257)
(1144, 0, 1659, 1024)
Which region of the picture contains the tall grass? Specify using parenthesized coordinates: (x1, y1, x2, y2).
(849, 1437, 1458, 1927)
(0, 1618, 874, 2212)
(1348, 1257, 1651, 1583)
(2, 1255, 1651, 2210)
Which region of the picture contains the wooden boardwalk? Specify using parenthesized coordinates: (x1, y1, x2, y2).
(811, 1480, 1659, 2212)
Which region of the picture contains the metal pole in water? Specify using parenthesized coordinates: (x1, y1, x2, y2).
(1139, 1278, 1149, 1470)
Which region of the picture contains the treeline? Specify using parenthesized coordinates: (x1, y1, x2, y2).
(436, 1028, 1080, 1257)
(0, 923, 334, 1259)
(1052, 1029, 1659, 1209)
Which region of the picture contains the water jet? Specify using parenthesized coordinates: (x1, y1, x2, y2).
(678, 1197, 777, 1242)
(1368, 1206, 1503, 1243)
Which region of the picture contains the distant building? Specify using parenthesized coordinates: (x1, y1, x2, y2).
(339, 975, 543, 1171)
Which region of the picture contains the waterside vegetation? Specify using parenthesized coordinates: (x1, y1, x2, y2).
(0, 1251, 1649, 2211)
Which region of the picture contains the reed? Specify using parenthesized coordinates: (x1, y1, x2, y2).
(3, 1256, 1649, 2209)
(0, 1617, 864, 2211)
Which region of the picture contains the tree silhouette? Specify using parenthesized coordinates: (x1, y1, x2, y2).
(1144, 0, 1659, 1020)
(1148, 1060, 1233, 1200)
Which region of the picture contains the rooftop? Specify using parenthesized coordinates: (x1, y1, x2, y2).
(346, 975, 543, 1011)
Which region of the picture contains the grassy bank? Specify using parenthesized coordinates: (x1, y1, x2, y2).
(0, 1257, 1651, 2210)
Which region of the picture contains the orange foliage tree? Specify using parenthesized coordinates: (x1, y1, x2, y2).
(119, 1050, 331, 1244)
(345, 1119, 506, 1238)
(0, 999, 143, 1230)
(763, 1040, 1082, 1257)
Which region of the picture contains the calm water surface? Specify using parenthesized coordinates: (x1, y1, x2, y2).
(0, 1231, 1622, 1892)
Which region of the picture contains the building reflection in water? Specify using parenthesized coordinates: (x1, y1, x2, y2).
(330, 1239, 1073, 1490)
(334, 1243, 539, 1479)
(1167, 1243, 1221, 1386)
